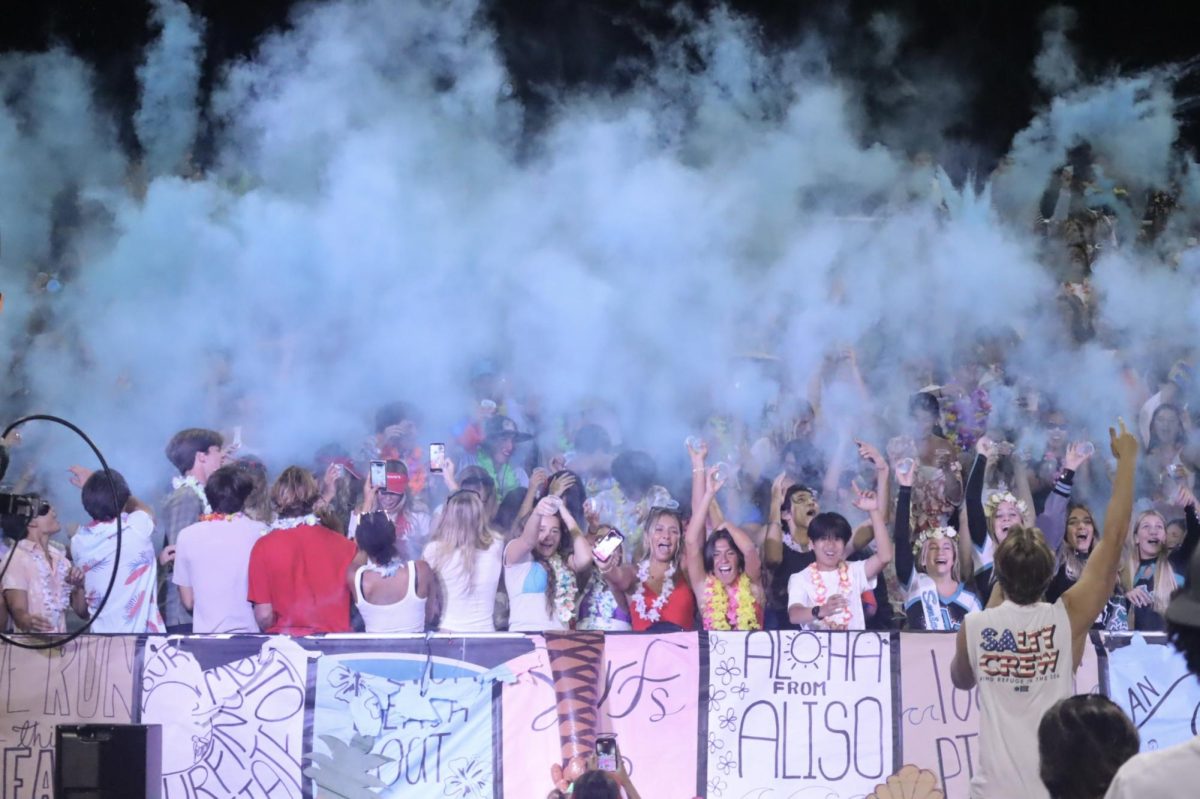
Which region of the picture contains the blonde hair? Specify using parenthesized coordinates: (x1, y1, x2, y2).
(271, 466, 319, 517)
(917, 531, 962, 582)
(635, 507, 684, 565)
(427, 490, 498, 592)
(1124, 510, 1178, 614)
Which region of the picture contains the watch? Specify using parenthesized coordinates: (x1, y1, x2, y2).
(812, 604, 822, 620)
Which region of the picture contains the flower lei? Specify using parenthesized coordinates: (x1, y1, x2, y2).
(262, 513, 319, 534)
(806, 561, 853, 630)
(580, 571, 619, 623)
(27, 542, 72, 623)
(983, 491, 1027, 518)
(365, 558, 404, 578)
(199, 512, 239, 523)
(547, 553, 578, 624)
(172, 475, 212, 514)
(702, 573, 760, 631)
(782, 531, 810, 554)
(631, 560, 676, 623)
(913, 525, 958, 557)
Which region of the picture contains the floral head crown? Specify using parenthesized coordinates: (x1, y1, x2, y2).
(913, 525, 957, 556)
(984, 491, 1027, 518)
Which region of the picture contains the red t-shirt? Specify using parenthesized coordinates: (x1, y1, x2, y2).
(630, 575, 697, 632)
(247, 524, 357, 635)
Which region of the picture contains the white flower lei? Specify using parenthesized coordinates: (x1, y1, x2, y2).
(26, 542, 71, 621)
(631, 559, 677, 623)
(782, 531, 810, 554)
(580, 570, 619, 624)
(547, 553, 579, 624)
(365, 558, 404, 578)
(262, 513, 319, 535)
(172, 475, 212, 514)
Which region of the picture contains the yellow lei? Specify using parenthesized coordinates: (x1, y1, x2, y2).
(704, 573, 761, 631)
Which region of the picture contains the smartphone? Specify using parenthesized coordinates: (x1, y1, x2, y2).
(429, 443, 446, 473)
(369, 460, 387, 489)
(592, 529, 624, 563)
(595, 735, 618, 772)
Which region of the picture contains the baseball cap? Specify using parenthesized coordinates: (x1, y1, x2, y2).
(485, 415, 532, 443)
(1166, 545, 1200, 629)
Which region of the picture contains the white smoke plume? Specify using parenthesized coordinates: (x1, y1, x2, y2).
(1, 0, 1198, 510)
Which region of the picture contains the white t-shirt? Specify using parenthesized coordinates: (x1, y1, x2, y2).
(423, 536, 503, 632)
(70, 510, 165, 633)
(503, 543, 565, 633)
(1105, 736, 1200, 799)
(173, 514, 266, 633)
(965, 599, 1074, 799)
(786, 560, 875, 631)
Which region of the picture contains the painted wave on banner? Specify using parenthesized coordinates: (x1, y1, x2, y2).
(308, 652, 500, 798)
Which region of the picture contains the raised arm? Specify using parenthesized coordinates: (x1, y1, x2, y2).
(725, 522, 762, 584)
(1011, 458, 1037, 529)
(1063, 420, 1138, 656)
(892, 480, 916, 585)
(559, 502, 593, 574)
(688, 439, 708, 527)
(1036, 441, 1090, 555)
(684, 469, 723, 590)
(505, 496, 560, 566)
(763, 473, 787, 567)
(966, 438, 994, 550)
(851, 483, 893, 580)
(1174, 485, 1200, 567)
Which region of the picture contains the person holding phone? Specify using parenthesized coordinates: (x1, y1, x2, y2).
(548, 738, 643, 799)
(504, 488, 593, 631)
(349, 459, 431, 554)
(577, 524, 636, 631)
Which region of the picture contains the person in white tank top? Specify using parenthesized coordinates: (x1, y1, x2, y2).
(346, 511, 433, 633)
(952, 419, 1138, 799)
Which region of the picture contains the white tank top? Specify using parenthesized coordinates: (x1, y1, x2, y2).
(354, 562, 426, 634)
(965, 598, 1074, 799)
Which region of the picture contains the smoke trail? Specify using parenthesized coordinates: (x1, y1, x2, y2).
(135, 0, 207, 178)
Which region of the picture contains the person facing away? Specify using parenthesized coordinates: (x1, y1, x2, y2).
(951, 418, 1138, 799)
(1038, 694, 1139, 799)
(1104, 539, 1200, 797)
(172, 464, 267, 633)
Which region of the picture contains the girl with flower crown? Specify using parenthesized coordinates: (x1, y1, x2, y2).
(504, 481, 593, 632)
(682, 466, 765, 631)
(892, 456, 980, 630)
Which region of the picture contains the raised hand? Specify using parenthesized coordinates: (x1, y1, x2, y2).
(536, 496, 562, 516)
(548, 471, 577, 498)
(976, 436, 998, 459)
(1063, 441, 1094, 471)
(529, 467, 550, 494)
(67, 465, 93, 488)
(850, 481, 880, 513)
(1109, 417, 1138, 461)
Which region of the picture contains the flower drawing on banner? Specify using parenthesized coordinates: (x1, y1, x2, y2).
(708, 776, 728, 796)
(717, 751, 738, 775)
(731, 681, 750, 700)
(710, 636, 728, 656)
(707, 732, 726, 754)
(709, 688, 728, 713)
(715, 657, 742, 686)
(718, 708, 738, 732)
(443, 757, 488, 798)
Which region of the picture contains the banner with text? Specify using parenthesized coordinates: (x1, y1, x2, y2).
(705, 630, 895, 799)
(1104, 632, 1200, 752)
(0, 635, 136, 799)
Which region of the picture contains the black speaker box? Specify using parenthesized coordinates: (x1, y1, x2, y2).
(55, 724, 161, 799)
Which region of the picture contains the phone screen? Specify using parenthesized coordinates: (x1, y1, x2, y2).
(595, 737, 618, 772)
(592, 530, 624, 563)
(429, 443, 446, 473)
(369, 460, 387, 488)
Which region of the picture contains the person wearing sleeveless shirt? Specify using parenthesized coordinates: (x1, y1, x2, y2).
(952, 419, 1138, 799)
(504, 492, 593, 632)
(348, 511, 433, 633)
(628, 506, 696, 631)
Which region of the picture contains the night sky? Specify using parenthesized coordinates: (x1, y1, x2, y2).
(4, 0, 1200, 172)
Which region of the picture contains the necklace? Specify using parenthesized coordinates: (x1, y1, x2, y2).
(631, 559, 676, 623)
(172, 475, 212, 514)
(365, 558, 404, 578)
(702, 573, 761, 631)
(547, 553, 579, 624)
(782, 530, 810, 554)
(806, 561, 853, 630)
(199, 512, 240, 523)
(262, 513, 318, 534)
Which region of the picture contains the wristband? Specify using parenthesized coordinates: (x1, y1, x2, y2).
(812, 604, 822, 620)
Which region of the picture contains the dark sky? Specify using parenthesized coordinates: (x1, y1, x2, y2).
(4, 0, 1200, 169)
